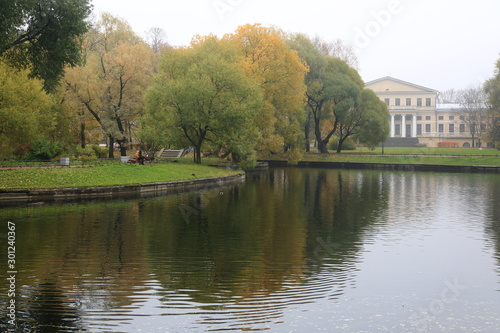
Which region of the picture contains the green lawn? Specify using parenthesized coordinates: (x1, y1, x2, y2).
(261, 151, 500, 166)
(342, 147, 500, 156)
(300, 153, 500, 166)
(0, 163, 241, 190)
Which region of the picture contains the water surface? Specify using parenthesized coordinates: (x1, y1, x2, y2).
(1, 168, 499, 332)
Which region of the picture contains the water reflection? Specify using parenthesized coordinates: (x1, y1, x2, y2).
(1, 168, 499, 332)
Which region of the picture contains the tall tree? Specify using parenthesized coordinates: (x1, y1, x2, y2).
(457, 85, 487, 148)
(143, 36, 263, 166)
(0, 0, 91, 92)
(336, 89, 389, 153)
(485, 57, 500, 147)
(224, 24, 308, 155)
(284, 33, 324, 151)
(0, 60, 59, 156)
(64, 14, 154, 157)
(312, 36, 359, 70)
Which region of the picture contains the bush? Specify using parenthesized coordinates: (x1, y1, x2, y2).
(286, 147, 303, 165)
(91, 145, 108, 158)
(71, 145, 108, 159)
(328, 137, 357, 151)
(28, 138, 67, 160)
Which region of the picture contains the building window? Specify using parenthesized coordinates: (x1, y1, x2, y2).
(449, 116, 454, 120)
(425, 116, 431, 120)
(384, 98, 390, 106)
(426, 98, 431, 106)
(406, 98, 411, 106)
(449, 124, 454, 133)
(395, 124, 401, 135)
(460, 124, 465, 133)
(425, 124, 431, 133)
(417, 116, 422, 120)
(481, 123, 487, 131)
(395, 98, 400, 106)
(459, 116, 465, 120)
(417, 98, 422, 106)
(438, 116, 444, 120)
(438, 124, 444, 133)
(417, 124, 422, 135)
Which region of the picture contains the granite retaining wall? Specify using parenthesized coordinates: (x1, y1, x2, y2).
(261, 160, 500, 174)
(0, 173, 246, 205)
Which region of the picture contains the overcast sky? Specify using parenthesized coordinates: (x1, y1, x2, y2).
(90, 0, 499, 91)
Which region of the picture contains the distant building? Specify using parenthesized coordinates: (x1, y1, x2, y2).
(365, 76, 491, 148)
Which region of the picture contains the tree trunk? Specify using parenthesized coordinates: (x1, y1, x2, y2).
(318, 140, 329, 154)
(80, 120, 86, 148)
(194, 147, 202, 164)
(304, 113, 311, 152)
(336, 138, 345, 153)
(108, 136, 115, 158)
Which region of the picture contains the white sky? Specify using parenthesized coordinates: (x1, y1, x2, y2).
(90, 0, 500, 91)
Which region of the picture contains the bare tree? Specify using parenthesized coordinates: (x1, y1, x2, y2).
(145, 27, 170, 53)
(312, 36, 359, 70)
(437, 88, 461, 104)
(457, 85, 487, 147)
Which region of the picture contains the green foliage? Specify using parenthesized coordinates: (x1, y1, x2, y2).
(70, 145, 107, 159)
(0, 0, 92, 92)
(0, 60, 64, 157)
(329, 137, 357, 151)
(27, 138, 67, 160)
(144, 36, 263, 165)
(285, 147, 304, 165)
(485, 60, 500, 146)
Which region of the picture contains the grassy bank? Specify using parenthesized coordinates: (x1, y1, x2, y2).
(261, 148, 500, 167)
(0, 163, 241, 190)
(342, 147, 500, 156)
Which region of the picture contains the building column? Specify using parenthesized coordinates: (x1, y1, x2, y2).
(390, 115, 395, 137)
(412, 115, 417, 138)
(401, 115, 406, 138)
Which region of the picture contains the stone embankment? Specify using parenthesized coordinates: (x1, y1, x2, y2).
(0, 173, 245, 205)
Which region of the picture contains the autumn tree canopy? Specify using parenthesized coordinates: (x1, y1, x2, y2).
(64, 13, 154, 157)
(0, 60, 61, 155)
(224, 24, 308, 156)
(143, 35, 263, 166)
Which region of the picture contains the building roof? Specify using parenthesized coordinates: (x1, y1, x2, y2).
(365, 76, 439, 93)
(436, 103, 461, 110)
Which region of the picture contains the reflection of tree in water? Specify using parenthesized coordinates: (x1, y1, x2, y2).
(144, 167, 389, 330)
(0, 202, 150, 331)
(15, 281, 83, 332)
(485, 179, 500, 287)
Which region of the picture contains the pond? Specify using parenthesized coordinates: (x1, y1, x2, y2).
(1, 168, 500, 332)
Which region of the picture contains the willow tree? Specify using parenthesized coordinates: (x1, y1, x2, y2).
(286, 34, 364, 153)
(143, 36, 263, 166)
(64, 14, 154, 157)
(224, 24, 308, 155)
(336, 89, 389, 153)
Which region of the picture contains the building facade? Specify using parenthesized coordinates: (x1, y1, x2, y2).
(365, 76, 490, 148)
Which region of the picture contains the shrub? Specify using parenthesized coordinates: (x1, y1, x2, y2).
(328, 137, 357, 151)
(71, 145, 108, 159)
(28, 138, 67, 160)
(91, 145, 108, 158)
